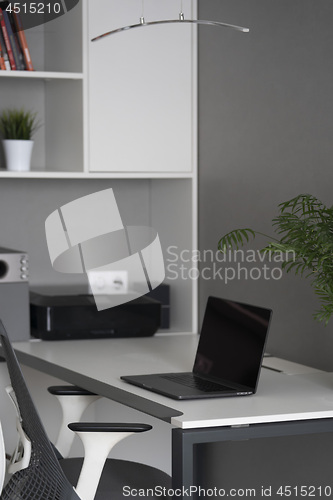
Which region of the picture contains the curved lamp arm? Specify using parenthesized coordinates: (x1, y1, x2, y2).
(92, 15, 249, 41)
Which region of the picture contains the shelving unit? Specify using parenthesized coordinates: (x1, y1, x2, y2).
(0, 0, 198, 334)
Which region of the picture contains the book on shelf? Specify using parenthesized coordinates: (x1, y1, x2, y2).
(0, 45, 5, 70)
(0, 1, 34, 71)
(12, 11, 34, 71)
(0, 28, 7, 70)
(2, 8, 24, 70)
(0, 8, 16, 69)
(0, 28, 10, 69)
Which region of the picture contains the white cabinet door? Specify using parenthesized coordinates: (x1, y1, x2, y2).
(88, 0, 196, 173)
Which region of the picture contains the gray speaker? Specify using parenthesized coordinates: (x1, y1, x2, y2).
(0, 247, 30, 342)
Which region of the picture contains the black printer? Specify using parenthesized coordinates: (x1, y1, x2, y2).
(30, 286, 161, 341)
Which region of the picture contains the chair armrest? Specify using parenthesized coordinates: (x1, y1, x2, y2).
(68, 422, 152, 500)
(47, 385, 98, 396)
(48, 385, 101, 458)
(68, 422, 152, 433)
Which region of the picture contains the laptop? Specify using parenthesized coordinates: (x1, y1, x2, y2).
(121, 296, 272, 400)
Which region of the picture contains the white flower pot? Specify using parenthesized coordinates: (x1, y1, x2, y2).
(2, 139, 34, 171)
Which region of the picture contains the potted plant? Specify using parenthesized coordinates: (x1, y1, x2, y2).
(218, 193, 333, 324)
(0, 108, 40, 171)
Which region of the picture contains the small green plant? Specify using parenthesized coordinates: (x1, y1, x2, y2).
(0, 108, 40, 140)
(218, 193, 333, 325)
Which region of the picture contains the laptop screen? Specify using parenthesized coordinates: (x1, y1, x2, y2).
(193, 296, 272, 391)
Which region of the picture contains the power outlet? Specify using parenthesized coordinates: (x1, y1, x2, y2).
(88, 270, 128, 295)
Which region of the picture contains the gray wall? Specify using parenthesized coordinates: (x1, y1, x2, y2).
(0, 179, 151, 287)
(198, 0, 333, 370)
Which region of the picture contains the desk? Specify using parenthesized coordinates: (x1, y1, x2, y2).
(8, 334, 333, 498)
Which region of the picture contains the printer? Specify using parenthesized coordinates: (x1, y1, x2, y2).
(30, 286, 161, 341)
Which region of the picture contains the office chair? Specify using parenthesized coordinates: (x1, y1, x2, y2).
(0, 320, 171, 500)
(0, 422, 5, 495)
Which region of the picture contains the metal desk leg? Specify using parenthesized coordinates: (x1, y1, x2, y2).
(172, 428, 197, 499)
(171, 419, 333, 500)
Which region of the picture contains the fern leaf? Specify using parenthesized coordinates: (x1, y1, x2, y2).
(217, 228, 256, 253)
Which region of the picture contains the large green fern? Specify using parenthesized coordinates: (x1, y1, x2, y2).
(218, 194, 333, 324)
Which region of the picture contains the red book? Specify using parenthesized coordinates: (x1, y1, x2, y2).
(0, 45, 6, 69)
(12, 11, 33, 71)
(0, 27, 6, 69)
(0, 28, 10, 69)
(0, 7, 15, 69)
(3, 8, 23, 70)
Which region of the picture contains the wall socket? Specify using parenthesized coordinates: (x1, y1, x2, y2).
(88, 270, 128, 294)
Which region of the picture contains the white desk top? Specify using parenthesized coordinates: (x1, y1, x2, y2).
(12, 334, 333, 429)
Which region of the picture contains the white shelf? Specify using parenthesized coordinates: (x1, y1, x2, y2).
(0, 169, 194, 179)
(0, 71, 83, 80)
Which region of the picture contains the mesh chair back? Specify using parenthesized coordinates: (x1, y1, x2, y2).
(0, 320, 79, 500)
(0, 421, 5, 494)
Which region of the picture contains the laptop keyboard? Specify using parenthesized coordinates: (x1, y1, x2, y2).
(161, 373, 232, 392)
